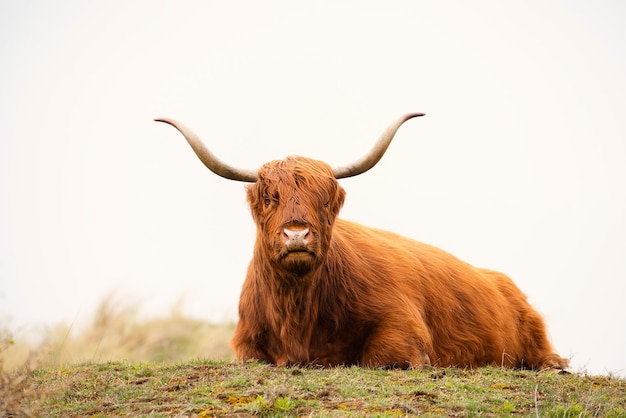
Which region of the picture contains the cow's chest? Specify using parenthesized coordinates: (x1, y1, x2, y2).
(269, 313, 371, 367)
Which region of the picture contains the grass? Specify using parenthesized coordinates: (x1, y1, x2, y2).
(4, 360, 625, 417)
(1, 297, 625, 416)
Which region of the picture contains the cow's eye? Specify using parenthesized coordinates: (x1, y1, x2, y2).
(263, 192, 279, 206)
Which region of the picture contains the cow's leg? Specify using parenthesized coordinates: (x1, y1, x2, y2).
(230, 321, 273, 364)
(517, 309, 570, 370)
(359, 317, 433, 369)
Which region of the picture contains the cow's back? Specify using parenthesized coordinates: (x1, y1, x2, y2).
(331, 219, 563, 368)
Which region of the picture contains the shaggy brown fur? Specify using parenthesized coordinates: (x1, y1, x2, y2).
(231, 156, 568, 369)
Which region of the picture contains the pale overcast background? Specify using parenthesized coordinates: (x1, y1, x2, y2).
(1, 1, 625, 376)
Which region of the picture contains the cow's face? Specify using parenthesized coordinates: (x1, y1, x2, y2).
(246, 156, 345, 277)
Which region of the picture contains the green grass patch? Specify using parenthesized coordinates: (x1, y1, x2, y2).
(2, 360, 624, 417)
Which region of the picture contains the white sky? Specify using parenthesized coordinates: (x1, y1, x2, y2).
(1, 1, 625, 376)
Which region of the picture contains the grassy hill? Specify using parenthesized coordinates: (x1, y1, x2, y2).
(2, 298, 624, 416)
(3, 358, 625, 417)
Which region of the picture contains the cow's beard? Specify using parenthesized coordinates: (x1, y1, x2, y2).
(279, 251, 317, 276)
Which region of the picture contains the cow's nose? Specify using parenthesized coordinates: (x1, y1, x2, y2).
(283, 228, 310, 250)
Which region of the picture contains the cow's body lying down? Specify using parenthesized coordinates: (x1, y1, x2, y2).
(232, 180, 567, 370)
(156, 113, 568, 370)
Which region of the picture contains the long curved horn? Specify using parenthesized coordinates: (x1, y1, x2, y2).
(155, 118, 259, 182)
(332, 112, 425, 179)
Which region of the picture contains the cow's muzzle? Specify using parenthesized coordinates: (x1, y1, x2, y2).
(283, 227, 310, 252)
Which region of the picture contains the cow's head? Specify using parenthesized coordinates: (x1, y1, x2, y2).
(155, 113, 424, 277)
(245, 156, 345, 276)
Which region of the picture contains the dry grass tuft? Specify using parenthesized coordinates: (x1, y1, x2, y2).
(0, 335, 53, 417)
(48, 298, 234, 366)
(1, 295, 235, 370)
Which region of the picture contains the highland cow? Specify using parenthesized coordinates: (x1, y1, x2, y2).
(156, 113, 568, 370)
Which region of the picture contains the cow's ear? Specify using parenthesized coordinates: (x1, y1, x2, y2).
(330, 184, 346, 218)
(245, 183, 255, 203)
(245, 183, 260, 218)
